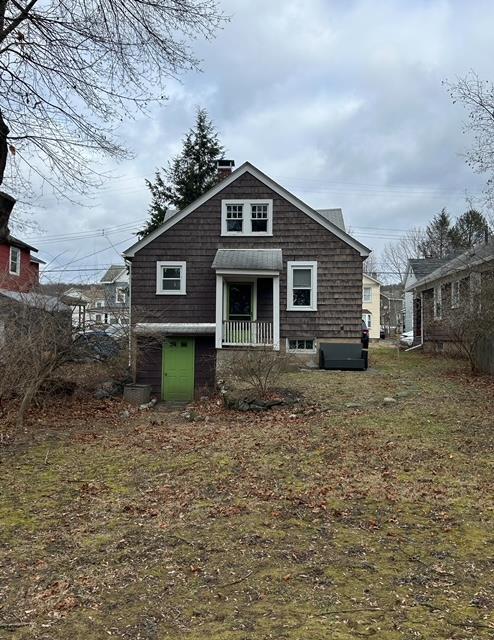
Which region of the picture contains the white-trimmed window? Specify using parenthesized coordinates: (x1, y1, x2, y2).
(362, 312, 372, 328)
(451, 281, 460, 309)
(363, 286, 372, 303)
(156, 261, 186, 295)
(433, 285, 442, 320)
(96, 301, 103, 308)
(287, 261, 317, 311)
(9, 246, 20, 275)
(115, 287, 126, 304)
(221, 200, 273, 236)
(287, 338, 316, 353)
(95, 314, 102, 323)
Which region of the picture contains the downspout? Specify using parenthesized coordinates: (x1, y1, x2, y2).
(125, 257, 132, 369)
(405, 290, 424, 351)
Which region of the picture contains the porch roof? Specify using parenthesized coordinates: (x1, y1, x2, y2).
(212, 249, 282, 272)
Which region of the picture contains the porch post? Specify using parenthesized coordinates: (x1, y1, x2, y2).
(273, 275, 280, 351)
(215, 274, 223, 349)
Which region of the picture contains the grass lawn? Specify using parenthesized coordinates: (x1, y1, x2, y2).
(0, 347, 493, 639)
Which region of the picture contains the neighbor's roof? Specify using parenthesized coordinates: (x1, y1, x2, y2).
(124, 162, 370, 258)
(316, 208, 345, 231)
(0, 235, 38, 253)
(29, 255, 46, 265)
(100, 264, 126, 283)
(408, 240, 494, 291)
(212, 248, 283, 272)
(0, 289, 71, 312)
(408, 257, 452, 280)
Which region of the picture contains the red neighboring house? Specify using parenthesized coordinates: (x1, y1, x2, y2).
(0, 236, 45, 292)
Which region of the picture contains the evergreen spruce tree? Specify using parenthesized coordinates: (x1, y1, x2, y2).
(138, 109, 224, 238)
(418, 208, 454, 258)
(449, 209, 491, 249)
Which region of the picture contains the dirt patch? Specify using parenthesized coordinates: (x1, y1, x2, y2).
(0, 347, 493, 639)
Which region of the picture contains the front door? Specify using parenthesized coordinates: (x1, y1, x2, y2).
(228, 283, 253, 320)
(162, 337, 195, 402)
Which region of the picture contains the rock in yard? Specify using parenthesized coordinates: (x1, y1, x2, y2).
(383, 397, 397, 404)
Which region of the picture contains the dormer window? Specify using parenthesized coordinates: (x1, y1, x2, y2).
(9, 246, 20, 275)
(221, 200, 273, 236)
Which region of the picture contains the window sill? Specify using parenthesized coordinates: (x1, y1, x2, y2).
(287, 306, 317, 312)
(221, 232, 273, 237)
(156, 291, 187, 296)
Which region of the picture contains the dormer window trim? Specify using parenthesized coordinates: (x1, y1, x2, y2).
(221, 199, 273, 237)
(9, 246, 21, 276)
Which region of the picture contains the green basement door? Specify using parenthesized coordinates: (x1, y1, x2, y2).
(162, 337, 195, 402)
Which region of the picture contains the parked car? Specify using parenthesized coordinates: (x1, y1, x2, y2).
(72, 330, 120, 361)
(400, 330, 414, 348)
(361, 319, 369, 349)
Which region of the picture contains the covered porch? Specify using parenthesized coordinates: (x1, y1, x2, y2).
(213, 249, 281, 350)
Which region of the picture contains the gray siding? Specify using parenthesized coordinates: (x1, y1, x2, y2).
(131, 172, 363, 341)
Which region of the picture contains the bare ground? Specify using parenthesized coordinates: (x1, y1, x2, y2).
(0, 347, 493, 639)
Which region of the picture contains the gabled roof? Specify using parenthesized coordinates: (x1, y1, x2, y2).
(407, 240, 494, 291)
(100, 264, 127, 283)
(124, 162, 370, 258)
(212, 249, 283, 271)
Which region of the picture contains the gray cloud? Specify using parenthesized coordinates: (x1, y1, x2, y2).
(17, 0, 494, 282)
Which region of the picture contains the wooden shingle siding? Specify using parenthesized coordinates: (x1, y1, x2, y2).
(131, 172, 363, 340)
(135, 336, 162, 393)
(194, 337, 216, 393)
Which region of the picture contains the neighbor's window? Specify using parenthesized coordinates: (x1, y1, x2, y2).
(222, 200, 273, 236)
(9, 246, 20, 275)
(362, 313, 372, 328)
(156, 261, 186, 295)
(96, 301, 103, 308)
(433, 285, 442, 319)
(363, 286, 372, 303)
(451, 281, 460, 309)
(287, 338, 316, 352)
(95, 314, 102, 323)
(115, 287, 126, 304)
(287, 261, 317, 311)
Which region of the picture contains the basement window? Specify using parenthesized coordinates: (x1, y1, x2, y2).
(287, 338, 316, 353)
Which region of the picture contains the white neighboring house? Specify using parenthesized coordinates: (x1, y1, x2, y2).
(362, 273, 381, 340)
(64, 265, 129, 330)
(403, 258, 453, 332)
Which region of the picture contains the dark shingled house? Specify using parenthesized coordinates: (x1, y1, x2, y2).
(124, 161, 370, 401)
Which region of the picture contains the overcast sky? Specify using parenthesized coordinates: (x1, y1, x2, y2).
(19, 0, 494, 283)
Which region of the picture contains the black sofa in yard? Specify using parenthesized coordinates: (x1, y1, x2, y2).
(319, 343, 368, 371)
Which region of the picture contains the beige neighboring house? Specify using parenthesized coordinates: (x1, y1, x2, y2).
(362, 274, 381, 340)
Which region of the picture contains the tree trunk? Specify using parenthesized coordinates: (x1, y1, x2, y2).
(0, 191, 15, 241)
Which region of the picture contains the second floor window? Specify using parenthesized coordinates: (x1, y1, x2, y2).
(9, 246, 20, 275)
(222, 200, 273, 236)
(363, 286, 372, 303)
